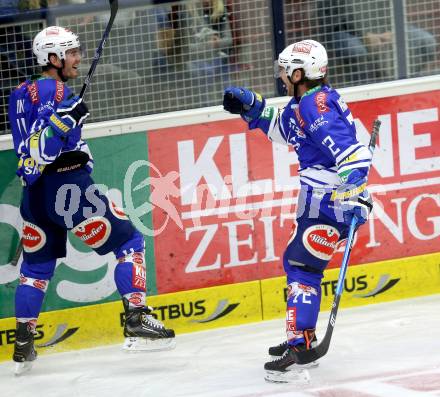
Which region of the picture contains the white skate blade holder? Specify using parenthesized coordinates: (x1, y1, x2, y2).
(264, 367, 311, 384)
(264, 360, 318, 384)
(14, 361, 33, 376)
(123, 336, 176, 352)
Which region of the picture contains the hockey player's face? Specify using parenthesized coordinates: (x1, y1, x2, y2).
(63, 48, 82, 79)
(280, 68, 295, 96)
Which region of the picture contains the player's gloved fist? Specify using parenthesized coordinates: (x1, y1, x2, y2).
(49, 96, 89, 137)
(223, 86, 265, 122)
(334, 170, 373, 227)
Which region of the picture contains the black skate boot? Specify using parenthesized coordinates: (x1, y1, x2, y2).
(268, 340, 288, 357)
(13, 322, 37, 375)
(268, 331, 317, 357)
(264, 329, 318, 383)
(122, 298, 176, 352)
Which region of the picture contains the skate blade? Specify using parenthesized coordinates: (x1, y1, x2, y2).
(122, 337, 176, 352)
(14, 361, 33, 376)
(264, 368, 311, 384)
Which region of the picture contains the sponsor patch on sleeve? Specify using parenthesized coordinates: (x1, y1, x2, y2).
(315, 92, 329, 113)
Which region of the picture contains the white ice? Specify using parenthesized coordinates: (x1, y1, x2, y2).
(1, 294, 439, 397)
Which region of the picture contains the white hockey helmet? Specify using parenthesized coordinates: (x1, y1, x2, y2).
(277, 39, 328, 80)
(33, 26, 81, 66)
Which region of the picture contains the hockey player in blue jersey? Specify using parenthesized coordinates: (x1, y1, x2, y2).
(223, 39, 373, 382)
(8, 26, 175, 374)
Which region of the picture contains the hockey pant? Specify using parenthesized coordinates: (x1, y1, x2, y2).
(282, 213, 348, 347)
(16, 168, 148, 321)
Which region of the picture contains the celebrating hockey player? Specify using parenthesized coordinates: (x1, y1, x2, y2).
(223, 39, 373, 382)
(8, 26, 175, 375)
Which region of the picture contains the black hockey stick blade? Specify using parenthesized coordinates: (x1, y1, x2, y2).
(79, 0, 118, 99)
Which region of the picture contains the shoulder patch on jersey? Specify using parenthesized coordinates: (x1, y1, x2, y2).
(27, 82, 40, 104)
(315, 92, 329, 113)
(55, 81, 65, 103)
(294, 107, 305, 128)
(260, 106, 274, 120)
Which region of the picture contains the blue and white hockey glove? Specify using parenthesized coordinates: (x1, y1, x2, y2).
(332, 170, 373, 227)
(223, 86, 265, 122)
(49, 96, 89, 137)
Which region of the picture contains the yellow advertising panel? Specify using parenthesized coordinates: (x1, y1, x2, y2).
(0, 281, 261, 362)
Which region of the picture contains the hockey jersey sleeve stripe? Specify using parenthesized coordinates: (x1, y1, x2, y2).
(335, 143, 364, 165)
(300, 168, 341, 187)
(307, 165, 338, 173)
(300, 176, 335, 188)
(336, 145, 372, 180)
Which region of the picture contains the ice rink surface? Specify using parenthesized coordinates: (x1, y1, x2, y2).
(1, 294, 439, 397)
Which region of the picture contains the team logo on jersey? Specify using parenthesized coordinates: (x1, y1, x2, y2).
(315, 92, 329, 113)
(109, 200, 129, 220)
(302, 224, 340, 260)
(22, 221, 47, 253)
(72, 217, 111, 249)
(55, 81, 64, 103)
(294, 107, 305, 128)
(27, 82, 39, 104)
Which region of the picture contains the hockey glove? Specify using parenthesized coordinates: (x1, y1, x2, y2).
(223, 86, 265, 123)
(49, 96, 89, 137)
(332, 170, 373, 227)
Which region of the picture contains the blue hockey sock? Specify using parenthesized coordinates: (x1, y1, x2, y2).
(15, 276, 48, 320)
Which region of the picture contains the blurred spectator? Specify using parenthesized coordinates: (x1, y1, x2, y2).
(182, 0, 233, 104)
(316, 0, 373, 85)
(317, 0, 437, 86)
(1, 1, 40, 133)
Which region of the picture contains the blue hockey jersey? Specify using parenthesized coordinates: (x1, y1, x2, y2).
(8, 76, 93, 185)
(250, 84, 372, 221)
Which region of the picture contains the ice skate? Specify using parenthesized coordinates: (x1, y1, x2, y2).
(264, 330, 318, 383)
(268, 329, 318, 358)
(122, 299, 176, 352)
(13, 322, 37, 376)
(268, 340, 288, 358)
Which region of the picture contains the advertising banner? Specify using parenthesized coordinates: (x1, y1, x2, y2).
(0, 280, 262, 362)
(148, 90, 440, 294)
(261, 251, 440, 320)
(0, 132, 155, 319)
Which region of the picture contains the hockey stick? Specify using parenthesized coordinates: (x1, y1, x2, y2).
(10, 0, 118, 267)
(291, 118, 382, 365)
(79, 0, 118, 99)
